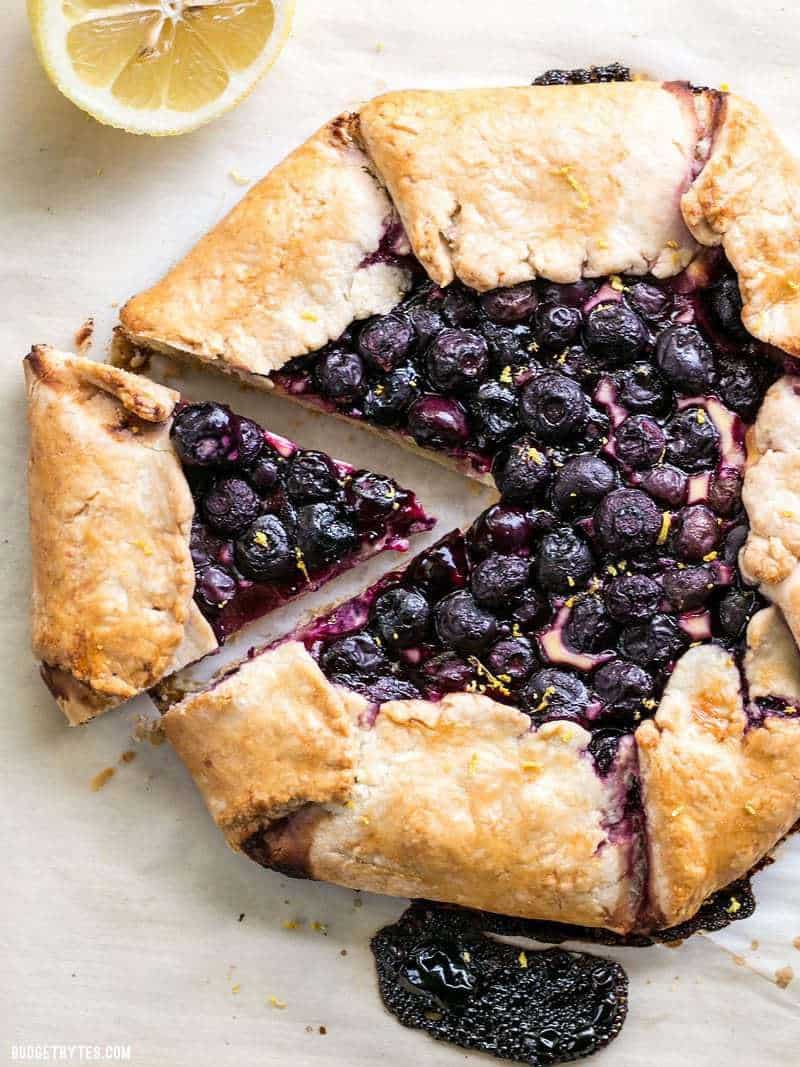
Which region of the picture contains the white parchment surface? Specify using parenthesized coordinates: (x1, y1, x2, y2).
(2, 1, 799, 1064)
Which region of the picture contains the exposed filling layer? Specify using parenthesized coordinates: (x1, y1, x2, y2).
(170, 403, 433, 641)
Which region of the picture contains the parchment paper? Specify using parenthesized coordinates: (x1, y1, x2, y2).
(2, 1, 798, 1063)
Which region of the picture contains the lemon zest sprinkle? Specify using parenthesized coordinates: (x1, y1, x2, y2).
(518, 951, 528, 968)
(552, 164, 592, 209)
(268, 996, 287, 1009)
(657, 511, 672, 545)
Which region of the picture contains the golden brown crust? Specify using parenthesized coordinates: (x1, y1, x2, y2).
(682, 93, 800, 356)
(120, 116, 411, 377)
(359, 82, 701, 290)
(637, 636, 800, 929)
(165, 642, 642, 932)
(25, 346, 216, 724)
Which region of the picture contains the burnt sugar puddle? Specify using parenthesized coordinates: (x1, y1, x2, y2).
(371, 874, 758, 1065)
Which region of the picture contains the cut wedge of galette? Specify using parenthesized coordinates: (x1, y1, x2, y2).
(36, 73, 800, 933)
(24, 346, 433, 725)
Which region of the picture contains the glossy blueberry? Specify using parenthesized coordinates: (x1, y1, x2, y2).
(625, 281, 671, 320)
(189, 519, 224, 569)
(246, 448, 282, 494)
(535, 527, 595, 594)
(674, 504, 720, 562)
(557, 343, 604, 386)
(588, 728, 626, 775)
(617, 362, 670, 415)
(407, 395, 470, 449)
(584, 302, 646, 363)
(492, 435, 552, 502)
(234, 514, 295, 581)
(425, 329, 489, 394)
(296, 503, 357, 567)
(407, 534, 469, 596)
(469, 381, 519, 449)
(361, 675, 422, 703)
(663, 408, 721, 473)
(614, 415, 666, 469)
(539, 278, 598, 307)
(406, 305, 444, 348)
(202, 477, 261, 536)
(466, 504, 533, 559)
(534, 303, 582, 348)
(523, 668, 589, 720)
(315, 349, 366, 405)
(486, 637, 538, 686)
(654, 325, 716, 393)
(434, 590, 498, 653)
(357, 314, 414, 372)
(347, 471, 404, 524)
(234, 417, 266, 468)
(510, 592, 545, 631)
(594, 488, 662, 554)
(520, 371, 587, 442)
(470, 553, 530, 608)
(171, 402, 236, 468)
(371, 587, 431, 648)
(362, 364, 420, 424)
(552, 454, 616, 515)
(662, 565, 714, 612)
(285, 450, 341, 502)
(594, 659, 654, 711)
(723, 523, 749, 566)
(605, 574, 662, 624)
(321, 632, 389, 678)
(707, 276, 746, 339)
(565, 595, 615, 652)
(618, 613, 687, 668)
(717, 352, 772, 419)
(194, 565, 237, 612)
(708, 467, 743, 516)
(419, 652, 476, 694)
(581, 405, 611, 449)
(480, 282, 537, 324)
(717, 587, 757, 637)
(441, 285, 480, 327)
(636, 465, 688, 507)
(480, 321, 533, 367)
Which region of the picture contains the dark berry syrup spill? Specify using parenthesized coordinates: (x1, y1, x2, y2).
(372, 902, 628, 1066)
(169, 402, 434, 642)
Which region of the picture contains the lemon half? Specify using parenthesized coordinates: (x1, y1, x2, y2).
(28, 0, 295, 135)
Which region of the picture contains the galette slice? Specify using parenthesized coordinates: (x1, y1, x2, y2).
(25, 346, 433, 725)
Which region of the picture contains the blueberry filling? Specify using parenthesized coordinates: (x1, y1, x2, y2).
(172, 403, 434, 641)
(275, 258, 783, 758)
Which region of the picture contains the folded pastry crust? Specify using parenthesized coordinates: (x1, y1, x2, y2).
(164, 641, 642, 932)
(24, 346, 216, 725)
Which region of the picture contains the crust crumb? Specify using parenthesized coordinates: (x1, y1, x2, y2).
(119, 750, 136, 764)
(90, 767, 115, 792)
(793, 936, 800, 951)
(74, 318, 94, 353)
(775, 966, 794, 989)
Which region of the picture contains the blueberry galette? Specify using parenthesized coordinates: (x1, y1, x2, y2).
(32, 78, 800, 933)
(24, 346, 432, 725)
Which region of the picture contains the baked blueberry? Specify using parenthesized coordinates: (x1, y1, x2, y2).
(434, 590, 498, 652)
(510, 591, 545, 631)
(234, 514, 295, 581)
(717, 352, 773, 418)
(408, 533, 469, 596)
(654, 325, 716, 393)
(673, 504, 720, 562)
(202, 477, 260, 536)
(469, 381, 519, 449)
(717, 587, 757, 637)
(556, 343, 604, 386)
(707, 276, 746, 339)
(470, 553, 530, 608)
(347, 471, 405, 523)
(625, 281, 671, 320)
(534, 303, 582, 348)
(171, 402, 236, 468)
(357, 314, 414, 371)
(594, 488, 662, 554)
(480, 321, 533, 367)
(708, 467, 744, 516)
(520, 371, 587, 441)
(565, 595, 615, 652)
(661, 565, 714, 611)
(233, 417, 266, 468)
(194, 565, 237, 612)
(614, 415, 666, 469)
(371, 587, 431, 647)
(441, 285, 480, 327)
(523, 668, 589, 720)
(419, 652, 476, 694)
(407, 395, 470, 449)
(552, 454, 616, 515)
(286, 450, 341, 502)
(479, 282, 537, 324)
(246, 449, 282, 494)
(584, 302, 646, 363)
(594, 659, 654, 711)
(296, 503, 357, 567)
(316, 349, 366, 405)
(663, 408, 721, 473)
(406, 305, 445, 348)
(321, 633, 389, 678)
(605, 574, 662, 623)
(425, 329, 489, 393)
(636, 465, 688, 507)
(617, 363, 670, 414)
(618, 613, 687, 668)
(535, 527, 595, 594)
(466, 504, 533, 559)
(723, 522, 749, 566)
(362, 364, 420, 424)
(360, 675, 422, 703)
(588, 728, 626, 775)
(492, 435, 552, 502)
(189, 519, 224, 569)
(486, 637, 538, 686)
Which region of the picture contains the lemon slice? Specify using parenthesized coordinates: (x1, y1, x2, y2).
(28, 0, 294, 135)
